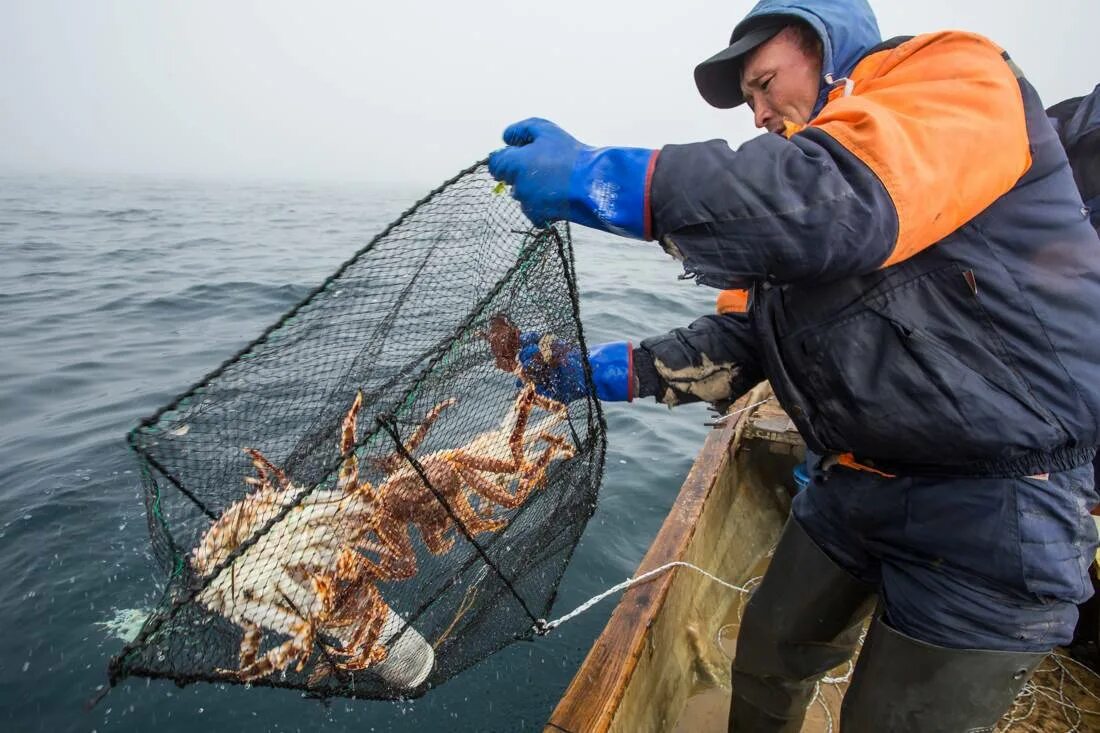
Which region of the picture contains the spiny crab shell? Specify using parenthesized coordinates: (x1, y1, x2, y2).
(189, 370, 577, 684)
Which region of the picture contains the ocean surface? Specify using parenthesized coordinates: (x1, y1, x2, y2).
(0, 173, 717, 732)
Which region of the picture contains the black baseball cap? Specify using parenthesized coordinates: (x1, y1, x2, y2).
(694, 16, 789, 109)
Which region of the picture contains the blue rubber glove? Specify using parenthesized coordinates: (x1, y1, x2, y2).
(487, 118, 658, 240)
(518, 332, 633, 403)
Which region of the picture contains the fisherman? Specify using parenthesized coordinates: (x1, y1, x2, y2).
(488, 0, 1100, 730)
(1048, 83, 1100, 666)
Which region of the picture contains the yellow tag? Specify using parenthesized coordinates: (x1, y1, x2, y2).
(492, 181, 508, 196)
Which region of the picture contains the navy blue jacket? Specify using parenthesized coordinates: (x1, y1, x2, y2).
(635, 1, 1100, 478)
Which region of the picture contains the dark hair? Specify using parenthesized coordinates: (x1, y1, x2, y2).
(742, 21, 823, 74)
(787, 21, 824, 61)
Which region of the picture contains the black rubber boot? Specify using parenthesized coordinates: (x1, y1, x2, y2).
(728, 518, 876, 732)
(841, 617, 1047, 732)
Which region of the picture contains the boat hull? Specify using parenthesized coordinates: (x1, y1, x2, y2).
(546, 386, 800, 733)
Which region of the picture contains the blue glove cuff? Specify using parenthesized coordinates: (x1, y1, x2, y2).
(589, 341, 633, 402)
(568, 147, 657, 240)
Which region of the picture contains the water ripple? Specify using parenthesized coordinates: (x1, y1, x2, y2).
(0, 174, 718, 733)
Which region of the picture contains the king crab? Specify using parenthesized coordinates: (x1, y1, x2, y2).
(482, 312, 574, 390)
(190, 377, 576, 682)
(349, 380, 576, 580)
(190, 402, 415, 682)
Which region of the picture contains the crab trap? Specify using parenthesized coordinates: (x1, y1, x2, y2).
(107, 162, 607, 699)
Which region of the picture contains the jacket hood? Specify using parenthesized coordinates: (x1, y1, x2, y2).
(1053, 84, 1100, 149)
(734, 0, 882, 115)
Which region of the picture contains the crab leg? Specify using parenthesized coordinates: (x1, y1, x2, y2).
(528, 391, 570, 418)
(510, 438, 572, 500)
(401, 398, 457, 456)
(341, 523, 417, 582)
(507, 384, 538, 467)
(452, 462, 530, 511)
(440, 451, 517, 474)
(374, 398, 458, 474)
(238, 624, 263, 669)
(244, 448, 292, 491)
(324, 573, 391, 668)
(338, 391, 365, 493)
(232, 618, 317, 681)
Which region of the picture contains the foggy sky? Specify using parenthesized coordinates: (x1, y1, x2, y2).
(2, 0, 1097, 186)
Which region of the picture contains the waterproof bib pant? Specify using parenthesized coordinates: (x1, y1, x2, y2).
(729, 464, 1098, 732)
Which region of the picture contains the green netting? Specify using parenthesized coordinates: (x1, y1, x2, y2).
(107, 161, 607, 699)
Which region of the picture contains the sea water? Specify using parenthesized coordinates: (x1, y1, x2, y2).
(0, 173, 715, 732)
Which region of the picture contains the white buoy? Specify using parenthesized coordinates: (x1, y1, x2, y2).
(370, 606, 434, 689)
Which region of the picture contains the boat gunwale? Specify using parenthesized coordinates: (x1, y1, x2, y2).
(545, 386, 772, 733)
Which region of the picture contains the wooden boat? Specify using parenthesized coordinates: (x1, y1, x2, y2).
(545, 384, 1100, 733)
(545, 383, 807, 733)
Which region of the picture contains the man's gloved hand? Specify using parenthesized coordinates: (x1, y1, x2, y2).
(487, 118, 657, 240)
(518, 332, 633, 403)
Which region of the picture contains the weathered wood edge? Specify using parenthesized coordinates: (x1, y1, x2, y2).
(544, 385, 770, 733)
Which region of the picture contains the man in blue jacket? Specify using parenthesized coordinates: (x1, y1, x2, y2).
(490, 0, 1100, 730)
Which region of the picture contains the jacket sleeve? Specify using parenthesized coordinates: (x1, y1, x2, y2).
(633, 311, 763, 407)
(649, 32, 1032, 289)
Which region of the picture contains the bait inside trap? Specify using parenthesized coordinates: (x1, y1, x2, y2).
(108, 162, 606, 699)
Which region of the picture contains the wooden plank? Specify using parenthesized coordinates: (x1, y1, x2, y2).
(742, 399, 800, 446)
(609, 429, 787, 732)
(545, 386, 774, 733)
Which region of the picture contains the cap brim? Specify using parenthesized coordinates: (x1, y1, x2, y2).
(694, 22, 785, 109)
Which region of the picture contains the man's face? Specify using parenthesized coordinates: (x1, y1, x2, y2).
(739, 27, 823, 134)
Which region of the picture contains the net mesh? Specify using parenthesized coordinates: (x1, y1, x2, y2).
(108, 162, 606, 699)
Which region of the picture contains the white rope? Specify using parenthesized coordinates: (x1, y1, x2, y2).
(1050, 652, 1100, 706)
(538, 555, 1100, 732)
(995, 652, 1100, 732)
(714, 575, 764, 661)
(538, 561, 753, 633)
(705, 397, 773, 427)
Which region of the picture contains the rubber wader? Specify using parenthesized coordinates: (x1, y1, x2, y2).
(840, 618, 1045, 732)
(728, 519, 1046, 732)
(729, 518, 876, 731)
